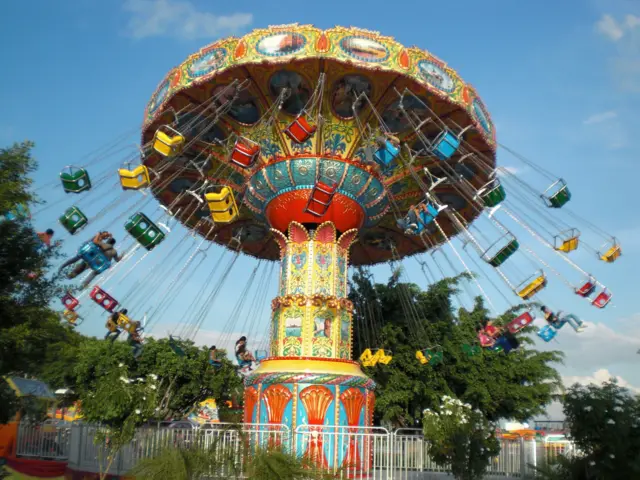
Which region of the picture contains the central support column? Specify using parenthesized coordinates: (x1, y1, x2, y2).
(243, 222, 375, 468)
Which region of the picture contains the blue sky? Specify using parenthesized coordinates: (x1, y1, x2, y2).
(2, 0, 640, 413)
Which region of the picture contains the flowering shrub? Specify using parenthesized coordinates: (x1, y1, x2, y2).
(422, 395, 499, 480)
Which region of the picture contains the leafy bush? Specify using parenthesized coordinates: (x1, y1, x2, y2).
(422, 395, 500, 480)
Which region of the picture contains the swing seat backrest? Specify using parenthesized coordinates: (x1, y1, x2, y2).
(230, 138, 261, 168)
(116, 314, 133, 332)
(537, 325, 557, 342)
(545, 184, 571, 209)
(61, 292, 79, 311)
(481, 182, 506, 208)
(63, 309, 80, 325)
(507, 312, 534, 334)
(592, 290, 612, 309)
(119, 165, 151, 190)
(89, 286, 119, 312)
(205, 187, 239, 223)
(125, 212, 166, 250)
(600, 245, 621, 263)
(305, 181, 338, 217)
(415, 350, 428, 364)
(373, 140, 400, 167)
(60, 167, 92, 194)
(417, 203, 438, 227)
(153, 127, 185, 157)
(517, 275, 547, 300)
(431, 131, 460, 161)
(556, 236, 579, 253)
(285, 115, 317, 144)
(59, 206, 88, 235)
(78, 242, 111, 273)
(575, 281, 596, 298)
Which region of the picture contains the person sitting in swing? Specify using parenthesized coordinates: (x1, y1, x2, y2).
(235, 336, 255, 370)
(209, 345, 222, 368)
(37, 229, 55, 248)
(105, 308, 127, 342)
(60, 231, 121, 288)
(541, 306, 585, 333)
(128, 321, 144, 359)
(375, 131, 400, 149)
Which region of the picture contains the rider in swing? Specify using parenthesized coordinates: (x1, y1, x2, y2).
(59, 231, 121, 288)
(235, 336, 256, 371)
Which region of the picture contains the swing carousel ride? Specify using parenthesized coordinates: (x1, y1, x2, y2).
(37, 24, 621, 466)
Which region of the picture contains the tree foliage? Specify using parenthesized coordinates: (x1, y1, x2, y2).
(536, 380, 640, 480)
(349, 269, 563, 427)
(0, 141, 72, 422)
(73, 337, 243, 421)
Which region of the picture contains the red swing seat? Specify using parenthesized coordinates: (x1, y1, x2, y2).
(507, 312, 533, 334)
(592, 290, 612, 309)
(90, 286, 119, 312)
(575, 280, 596, 298)
(285, 115, 317, 144)
(305, 180, 337, 217)
(61, 292, 79, 311)
(230, 138, 260, 168)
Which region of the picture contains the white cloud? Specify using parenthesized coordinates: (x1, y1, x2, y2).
(123, 0, 253, 40)
(596, 14, 626, 41)
(563, 368, 640, 394)
(583, 110, 618, 125)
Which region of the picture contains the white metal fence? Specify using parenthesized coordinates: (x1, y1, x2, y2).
(16, 422, 572, 478)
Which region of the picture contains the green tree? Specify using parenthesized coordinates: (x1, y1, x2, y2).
(349, 269, 563, 427)
(0, 141, 71, 422)
(73, 337, 243, 420)
(535, 380, 640, 480)
(423, 395, 500, 480)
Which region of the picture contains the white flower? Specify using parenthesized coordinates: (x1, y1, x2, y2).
(584, 406, 592, 412)
(143, 396, 147, 400)
(119, 376, 131, 383)
(444, 410, 452, 415)
(151, 385, 157, 390)
(609, 454, 615, 459)
(607, 419, 615, 425)
(155, 407, 160, 412)
(614, 406, 623, 412)
(464, 403, 471, 409)
(118, 363, 124, 368)
(135, 409, 141, 415)
(589, 461, 596, 466)
(148, 374, 158, 380)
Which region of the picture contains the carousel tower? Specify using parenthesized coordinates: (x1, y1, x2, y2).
(140, 24, 497, 468)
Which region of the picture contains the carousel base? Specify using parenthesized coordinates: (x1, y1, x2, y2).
(243, 357, 376, 470)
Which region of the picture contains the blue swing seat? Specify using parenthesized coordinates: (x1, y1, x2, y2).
(373, 140, 400, 168)
(419, 204, 439, 227)
(538, 325, 557, 342)
(255, 350, 268, 362)
(78, 241, 111, 274)
(432, 131, 461, 161)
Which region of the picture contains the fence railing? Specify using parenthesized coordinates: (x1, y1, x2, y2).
(16, 422, 573, 478)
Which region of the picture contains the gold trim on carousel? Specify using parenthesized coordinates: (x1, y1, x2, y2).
(271, 294, 354, 311)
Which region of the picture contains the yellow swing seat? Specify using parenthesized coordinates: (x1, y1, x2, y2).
(63, 309, 81, 325)
(153, 126, 185, 157)
(600, 244, 622, 263)
(554, 228, 580, 253)
(359, 348, 374, 367)
(516, 273, 547, 300)
(205, 186, 239, 224)
(119, 165, 151, 190)
(116, 313, 136, 333)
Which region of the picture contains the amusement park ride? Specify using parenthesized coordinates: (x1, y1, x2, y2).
(24, 24, 621, 468)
